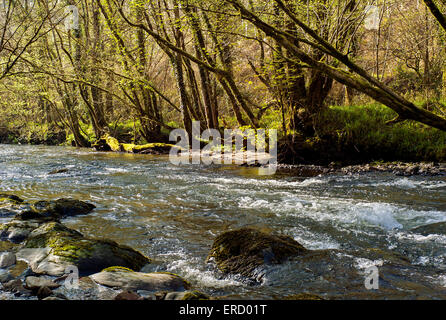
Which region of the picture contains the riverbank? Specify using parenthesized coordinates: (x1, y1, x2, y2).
(275, 162, 446, 177)
(1, 104, 445, 167)
(1, 138, 444, 177)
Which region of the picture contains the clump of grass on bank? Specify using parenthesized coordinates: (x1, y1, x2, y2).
(315, 103, 446, 162)
(0, 121, 66, 145)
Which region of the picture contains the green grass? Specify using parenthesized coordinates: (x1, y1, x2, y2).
(316, 103, 446, 162)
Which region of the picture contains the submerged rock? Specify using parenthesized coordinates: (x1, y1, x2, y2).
(48, 168, 69, 175)
(0, 270, 13, 283)
(206, 228, 308, 279)
(90, 267, 189, 292)
(411, 222, 446, 236)
(15, 198, 96, 222)
(16, 222, 150, 276)
(0, 194, 25, 217)
(0, 194, 24, 204)
(8, 260, 29, 278)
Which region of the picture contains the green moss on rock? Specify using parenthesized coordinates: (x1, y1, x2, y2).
(207, 227, 308, 279)
(102, 266, 134, 273)
(24, 222, 151, 275)
(181, 290, 210, 300)
(0, 194, 24, 204)
(15, 198, 95, 221)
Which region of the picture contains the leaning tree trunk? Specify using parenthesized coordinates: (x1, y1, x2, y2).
(228, 0, 446, 132)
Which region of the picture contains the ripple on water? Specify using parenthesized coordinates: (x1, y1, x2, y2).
(1, 144, 446, 299)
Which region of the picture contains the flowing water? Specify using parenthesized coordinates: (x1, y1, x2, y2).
(1, 144, 446, 299)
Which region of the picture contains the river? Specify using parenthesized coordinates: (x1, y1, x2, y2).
(1, 144, 446, 299)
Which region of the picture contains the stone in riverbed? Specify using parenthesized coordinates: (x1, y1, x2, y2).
(90, 267, 189, 292)
(0, 219, 41, 243)
(164, 290, 210, 300)
(0, 252, 16, 268)
(15, 198, 96, 221)
(9, 260, 29, 277)
(25, 276, 61, 290)
(206, 228, 308, 279)
(2, 279, 32, 297)
(0, 270, 13, 283)
(0, 193, 25, 217)
(114, 290, 144, 300)
(0, 194, 24, 204)
(411, 222, 446, 236)
(284, 293, 324, 300)
(42, 295, 67, 300)
(17, 222, 150, 276)
(36, 286, 53, 300)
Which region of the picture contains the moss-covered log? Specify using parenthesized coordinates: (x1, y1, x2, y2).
(92, 134, 177, 154)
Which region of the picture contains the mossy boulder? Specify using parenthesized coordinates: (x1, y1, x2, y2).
(0, 194, 24, 204)
(15, 198, 95, 222)
(206, 228, 309, 279)
(17, 222, 150, 276)
(411, 222, 446, 236)
(90, 267, 189, 292)
(0, 193, 25, 217)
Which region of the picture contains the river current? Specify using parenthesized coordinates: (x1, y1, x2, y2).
(1, 144, 446, 299)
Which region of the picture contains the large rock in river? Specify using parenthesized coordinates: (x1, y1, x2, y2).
(14, 198, 96, 221)
(0, 193, 25, 218)
(90, 267, 189, 292)
(206, 228, 308, 279)
(16, 222, 150, 276)
(0, 194, 24, 205)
